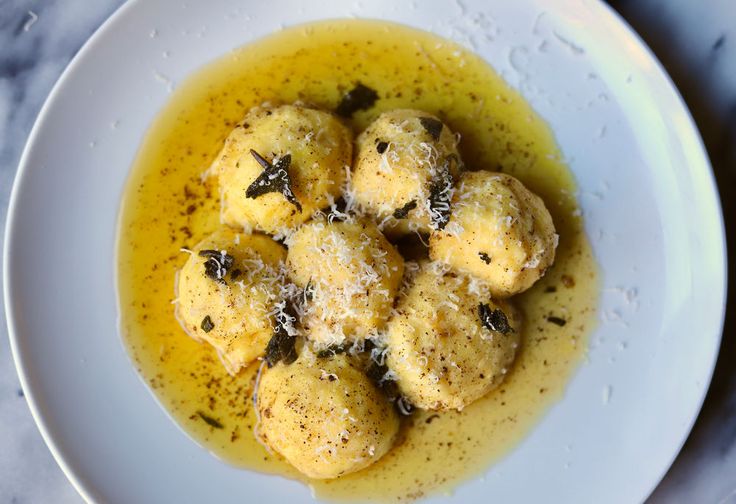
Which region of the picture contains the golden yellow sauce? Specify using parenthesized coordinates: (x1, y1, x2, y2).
(117, 19, 599, 502)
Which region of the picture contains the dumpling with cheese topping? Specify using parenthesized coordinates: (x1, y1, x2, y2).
(175, 227, 287, 374)
(213, 104, 353, 234)
(352, 109, 462, 235)
(386, 262, 521, 411)
(286, 218, 404, 346)
(256, 350, 399, 479)
(430, 171, 557, 298)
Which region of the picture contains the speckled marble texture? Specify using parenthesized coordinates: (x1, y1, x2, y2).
(0, 0, 734, 502)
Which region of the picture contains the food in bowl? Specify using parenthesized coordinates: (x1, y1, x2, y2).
(117, 19, 599, 501)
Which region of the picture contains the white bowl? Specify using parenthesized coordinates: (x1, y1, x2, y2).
(4, 0, 726, 502)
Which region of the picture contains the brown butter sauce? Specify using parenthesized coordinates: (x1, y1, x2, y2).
(116, 19, 599, 502)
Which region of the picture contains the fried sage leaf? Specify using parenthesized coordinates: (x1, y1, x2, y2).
(336, 82, 379, 117)
(246, 149, 302, 212)
(364, 361, 413, 415)
(199, 249, 235, 283)
(303, 279, 315, 303)
(392, 199, 417, 219)
(478, 303, 515, 334)
(264, 301, 299, 367)
(427, 159, 454, 230)
(316, 344, 348, 359)
(419, 117, 443, 140)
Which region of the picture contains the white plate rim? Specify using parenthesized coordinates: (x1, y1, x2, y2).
(588, 2, 728, 497)
(3, 1, 727, 503)
(4, 3, 142, 501)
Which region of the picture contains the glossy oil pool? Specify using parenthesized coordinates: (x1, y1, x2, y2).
(117, 19, 599, 502)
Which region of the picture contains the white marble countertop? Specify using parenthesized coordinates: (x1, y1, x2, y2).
(0, 0, 734, 502)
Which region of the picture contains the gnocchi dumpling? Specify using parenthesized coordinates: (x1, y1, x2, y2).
(386, 262, 521, 411)
(430, 171, 557, 298)
(352, 109, 461, 235)
(213, 104, 353, 234)
(286, 218, 404, 346)
(175, 227, 287, 374)
(256, 350, 399, 479)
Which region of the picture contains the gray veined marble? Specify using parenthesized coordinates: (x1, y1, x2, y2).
(1, 0, 734, 502)
(0, 3, 126, 503)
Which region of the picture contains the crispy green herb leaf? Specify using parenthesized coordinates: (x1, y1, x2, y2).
(376, 141, 388, 154)
(264, 301, 299, 367)
(366, 361, 388, 384)
(201, 315, 215, 333)
(197, 411, 224, 429)
(547, 316, 567, 326)
(199, 249, 235, 283)
(478, 303, 514, 334)
(264, 333, 297, 368)
(316, 344, 347, 359)
(419, 117, 443, 141)
(246, 150, 302, 212)
(303, 279, 315, 303)
(365, 361, 413, 415)
(428, 158, 454, 230)
(336, 82, 379, 117)
(392, 199, 417, 219)
(363, 338, 377, 354)
(478, 252, 492, 264)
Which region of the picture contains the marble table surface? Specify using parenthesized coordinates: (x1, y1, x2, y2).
(1, 0, 734, 502)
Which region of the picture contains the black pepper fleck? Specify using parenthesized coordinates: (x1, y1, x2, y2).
(547, 316, 567, 326)
(197, 411, 224, 429)
(425, 414, 440, 424)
